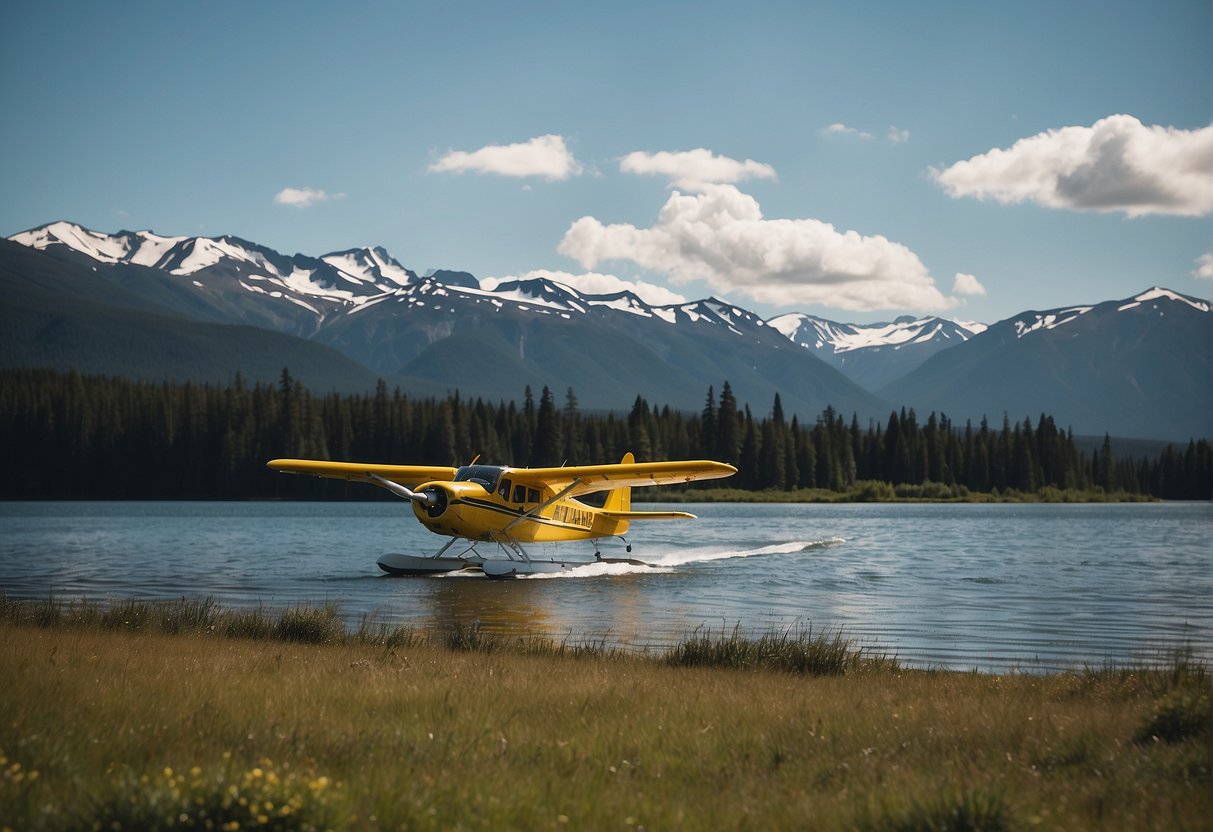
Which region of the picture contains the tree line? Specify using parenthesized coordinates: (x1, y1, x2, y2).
(1, 368, 1209, 500)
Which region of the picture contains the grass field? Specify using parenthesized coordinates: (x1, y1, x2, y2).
(1, 598, 1208, 830)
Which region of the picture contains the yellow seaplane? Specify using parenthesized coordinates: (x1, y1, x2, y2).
(267, 454, 736, 578)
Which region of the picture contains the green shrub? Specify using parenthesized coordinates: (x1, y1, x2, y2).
(274, 605, 343, 644)
(222, 607, 276, 641)
(159, 597, 219, 635)
(665, 625, 892, 676)
(102, 599, 155, 631)
(443, 620, 504, 652)
(852, 480, 896, 502)
(1137, 688, 1212, 744)
(351, 614, 423, 648)
(858, 788, 1010, 832)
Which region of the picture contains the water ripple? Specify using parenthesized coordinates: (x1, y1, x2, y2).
(0, 501, 1209, 672)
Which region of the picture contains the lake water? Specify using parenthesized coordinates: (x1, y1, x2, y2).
(0, 501, 1209, 672)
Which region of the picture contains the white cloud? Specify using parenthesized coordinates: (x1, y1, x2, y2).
(931, 114, 1213, 218)
(821, 123, 873, 140)
(274, 187, 333, 208)
(619, 149, 777, 192)
(558, 184, 957, 312)
(428, 134, 583, 181)
(888, 126, 911, 144)
(483, 270, 688, 306)
(1194, 253, 1213, 280)
(952, 272, 987, 296)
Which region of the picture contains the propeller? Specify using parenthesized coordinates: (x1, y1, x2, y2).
(367, 473, 438, 508)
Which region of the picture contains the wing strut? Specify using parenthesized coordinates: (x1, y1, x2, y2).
(503, 478, 583, 534)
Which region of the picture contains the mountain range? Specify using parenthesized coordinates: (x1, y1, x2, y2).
(4, 220, 1210, 442)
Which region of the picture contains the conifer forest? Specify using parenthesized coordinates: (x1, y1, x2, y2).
(2, 369, 1209, 501)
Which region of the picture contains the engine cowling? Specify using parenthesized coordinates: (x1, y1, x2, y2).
(411, 483, 450, 520)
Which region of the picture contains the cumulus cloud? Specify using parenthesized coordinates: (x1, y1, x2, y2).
(1194, 253, 1213, 280)
(931, 114, 1213, 218)
(821, 123, 874, 140)
(888, 126, 911, 144)
(428, 134, 583, 181)
(952, 272, 987, 296)
(619, 149, 777, 192)
(274, 187, 333, 208)
(557, 184, 957, 312)
(483, 269, 688, 306)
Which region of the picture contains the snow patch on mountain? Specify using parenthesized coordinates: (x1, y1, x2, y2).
(490, 278, 584, 312)
(1013, 307, 1093, 338)
(171, 238, 257, 275)
(11, 221, 131, 262)
(769, 312, 987, 354)
(126, 232, 188, 268)
(1125, 287, 1210, 313)
(590, 291, 660, 319)
(321, 247, 415, 288)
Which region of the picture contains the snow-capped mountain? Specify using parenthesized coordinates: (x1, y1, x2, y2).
(10, 221, 421, 335)
(879, 288, 1212, 441)
(5, 221, 884, 419)
(7, 221, 1210, 440)
(0, 237, 386, 394)
(768, 312, 987, 390)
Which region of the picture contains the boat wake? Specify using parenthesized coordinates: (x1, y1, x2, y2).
(651, 537, 845, 567)
(520, 561, 676, 580)
(434, 537, 845, 579)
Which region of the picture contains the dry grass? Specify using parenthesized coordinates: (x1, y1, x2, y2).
(0, 599, 1208, 830)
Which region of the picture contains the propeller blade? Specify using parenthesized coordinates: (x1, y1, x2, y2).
(367, 473, 437, 507)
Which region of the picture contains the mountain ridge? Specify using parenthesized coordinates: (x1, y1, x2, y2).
(6, 222, 887, 420)
(879, 287, 1211, 441)
(7, 221, 1210, 440)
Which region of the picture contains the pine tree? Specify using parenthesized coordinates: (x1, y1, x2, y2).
(700, 385, 717, 459)
(716, 382, 740, 464)
(535, 386, 563, 466)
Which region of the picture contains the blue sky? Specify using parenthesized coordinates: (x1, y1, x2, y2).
(3, 0, 1209, 323)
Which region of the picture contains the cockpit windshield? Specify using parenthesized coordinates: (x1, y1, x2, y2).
(453, 464, 504, 492)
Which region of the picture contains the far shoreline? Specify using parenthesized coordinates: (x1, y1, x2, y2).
(0, 485, 1182, 504)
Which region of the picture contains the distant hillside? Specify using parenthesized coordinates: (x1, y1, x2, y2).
(880, 289, 1212, 441)
(0, 240, 385, 393)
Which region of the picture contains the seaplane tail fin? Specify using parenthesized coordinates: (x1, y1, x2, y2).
(602, 453, 634, 513)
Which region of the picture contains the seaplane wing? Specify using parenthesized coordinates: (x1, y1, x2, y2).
(507, 458, 736, 499)
(267, 458, 458, 490)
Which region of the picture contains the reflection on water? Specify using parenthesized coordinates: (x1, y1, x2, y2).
(424, 579, 557, 635)
(0, 501, 1209, 671)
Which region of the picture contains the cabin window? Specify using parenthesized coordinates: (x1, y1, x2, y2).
(498, 478, 512, 500)
(512, 484, 526, 503)
(528, 488, 540, 503)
